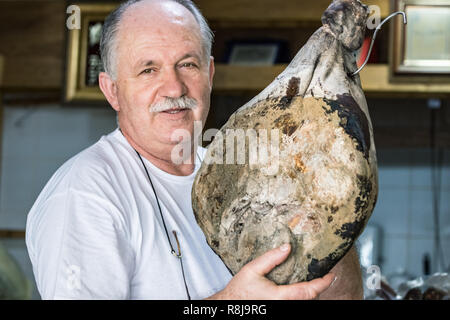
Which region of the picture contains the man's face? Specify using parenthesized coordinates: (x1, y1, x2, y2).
(108, 1, 214, 155)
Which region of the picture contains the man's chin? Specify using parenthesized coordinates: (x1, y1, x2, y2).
(163, 125, 195, 144)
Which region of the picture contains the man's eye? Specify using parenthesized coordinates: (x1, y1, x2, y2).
(140, 68, 155, 75)
(181, 62, 197, 68)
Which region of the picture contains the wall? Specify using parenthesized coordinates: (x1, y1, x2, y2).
(371, 148, 450, 279)
(0, 104, 117, 299)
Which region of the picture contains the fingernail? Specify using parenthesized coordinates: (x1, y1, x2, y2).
(280, 243, 290, 251)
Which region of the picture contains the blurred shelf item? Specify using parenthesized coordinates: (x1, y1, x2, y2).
(213, 64, 450, 98)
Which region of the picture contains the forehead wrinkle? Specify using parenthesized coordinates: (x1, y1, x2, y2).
(120, 29, 203, 70)
(114, 0, 206, 76)
(118, 0, 201, 41)
(119, 9, 201, 47)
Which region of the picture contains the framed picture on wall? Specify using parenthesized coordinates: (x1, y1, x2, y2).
(391, 0, 450, 82)
(65, 3, 117, 102)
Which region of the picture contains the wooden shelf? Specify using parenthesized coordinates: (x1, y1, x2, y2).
(213, 64, 286, 92)
(213, 64, 450, 97)
(196, 0, 390, 28)
(0, 229, 25, 239)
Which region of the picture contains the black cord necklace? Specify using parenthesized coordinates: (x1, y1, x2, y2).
(134, 146, 201, 300)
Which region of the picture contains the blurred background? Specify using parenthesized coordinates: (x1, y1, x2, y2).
(0, 0, 448, 299)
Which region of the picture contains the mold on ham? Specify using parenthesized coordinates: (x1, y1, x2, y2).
(192, 0, 378, 284)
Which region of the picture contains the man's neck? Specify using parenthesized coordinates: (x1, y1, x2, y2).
(120, 129, 196, 176)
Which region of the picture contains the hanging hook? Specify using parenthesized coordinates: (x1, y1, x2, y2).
(351, 11, 407, 77)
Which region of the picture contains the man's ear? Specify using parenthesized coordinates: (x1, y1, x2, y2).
(208, 56, 215, 90)
(99, 72, 120, 111)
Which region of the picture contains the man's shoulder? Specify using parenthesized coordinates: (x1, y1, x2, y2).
(72, 130, 125, 172)
(42, 129, 129, 194)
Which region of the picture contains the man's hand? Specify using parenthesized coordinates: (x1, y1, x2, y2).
(207, 243, 336, 300)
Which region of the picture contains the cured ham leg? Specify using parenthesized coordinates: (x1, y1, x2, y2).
(192, 0, 378, 283)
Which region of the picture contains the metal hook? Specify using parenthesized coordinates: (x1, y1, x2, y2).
(351, 11, 407, 76)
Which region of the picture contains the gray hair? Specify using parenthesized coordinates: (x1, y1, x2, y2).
(100, 0, 214, 79)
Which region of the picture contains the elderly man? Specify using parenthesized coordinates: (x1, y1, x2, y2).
(26, 0, 363, 299)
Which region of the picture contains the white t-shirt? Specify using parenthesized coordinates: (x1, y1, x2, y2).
(26, 128, 232, 300)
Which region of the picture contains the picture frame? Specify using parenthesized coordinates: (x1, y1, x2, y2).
(225, 40, 289, 66)
(390, 0, 450, 82)
(64, 3, 117, 102)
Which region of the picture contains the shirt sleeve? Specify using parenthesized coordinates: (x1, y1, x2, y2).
(28, 188, 134, 300)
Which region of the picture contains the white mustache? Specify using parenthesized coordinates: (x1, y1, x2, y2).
(149, 96, 198, 113)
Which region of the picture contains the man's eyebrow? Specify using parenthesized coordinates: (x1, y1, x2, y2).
(135, 53, 203, 69)
(177, 53, 201, 62)
(135, 60, 156, 69)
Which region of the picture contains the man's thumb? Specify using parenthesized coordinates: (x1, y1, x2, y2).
(245, 243, 291, 276)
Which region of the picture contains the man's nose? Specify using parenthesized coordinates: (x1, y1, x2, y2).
(159, 68, 187, 98)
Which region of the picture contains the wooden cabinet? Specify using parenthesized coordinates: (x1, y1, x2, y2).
(0, 0, 65, 90)
(0, 0, 448, 97)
